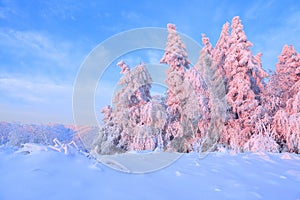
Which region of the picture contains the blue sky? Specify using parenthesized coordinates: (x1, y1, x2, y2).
(0, 0, 300, 125)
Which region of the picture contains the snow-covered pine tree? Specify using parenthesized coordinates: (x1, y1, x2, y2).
(219, 16, 268, 151)
(266, 45, 300, 113)
(160, 23, 196, 152)
(136, 98, 167, 151)
(194, 34, 228, 152)
(285, 90, 300, 153)
(184, 47, 210, 151)
(270, 45, 300, 153)
(212, 22, 230, 79)
(93, 61, 168, 154)
(93, 61, 153, 154)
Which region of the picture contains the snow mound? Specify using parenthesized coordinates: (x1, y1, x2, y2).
(92, 151, 182, 173)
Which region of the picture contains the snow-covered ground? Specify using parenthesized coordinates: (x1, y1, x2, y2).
(0, 144, 299, 200)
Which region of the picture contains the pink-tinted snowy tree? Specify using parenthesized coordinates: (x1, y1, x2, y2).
(268, 45, 300, 153)
(194, 34, 228, 152)
(184, 48, 211, 152)
(93, 61, 152, 154)
(217, 16, 269, 151)
(93, 61, 168, 154)
(211, 22, 230, 79)
(266, 45, 300, 113)
(160, 23, 201, 152)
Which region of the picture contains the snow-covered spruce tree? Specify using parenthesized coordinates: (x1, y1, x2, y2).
(193, 34, 228, 152)
(112, 61, 152, 132)
(212, 22, 230, 80)
(266, 45, 300, 113)
(160, 23, 200, 152)
(93, 61, 167, 154)
(92, 104, 124, 155)
(243, 52, 276, 152)
(92, 62, 132, 155)
(183, 49, 210, 151)
(268, 45, 300, 153)
(284, 90, 300, 153)
(134, 98, 167, 151)
(218, 16, 269, 151)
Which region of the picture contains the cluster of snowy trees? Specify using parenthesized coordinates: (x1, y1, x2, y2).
(93, 16, 300, 154)
(0, 122, 75, 147)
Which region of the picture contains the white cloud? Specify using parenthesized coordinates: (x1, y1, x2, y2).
(40, 0, 83, 20)
(0, 27, 88, 124)
(0, 0, 18, 19)
(0, 75, 74, 124)
(244, 1, 274, 20)
(0, 28, 78, 69)
(0, 75, 72, 103)
(0, 7, 7, 19)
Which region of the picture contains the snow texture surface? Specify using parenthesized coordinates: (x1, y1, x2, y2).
(0, 144, 299, 200)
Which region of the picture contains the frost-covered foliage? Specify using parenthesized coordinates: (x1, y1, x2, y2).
(183, 54, 210, 152)
(0, 122, 75, 147)
(93, 16, 300, 155)
(265, 45, 300, 153)
(212, 22, 230, 74)
(243, 124, 279, 153)
(160, 24, 211, 152)
(196, 36, 227, 152)
(160, 24, 191, 152)
(93, 62, 167, 154)
(208, 16, 268, 152)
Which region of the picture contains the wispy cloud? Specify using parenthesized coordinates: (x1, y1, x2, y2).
(40, 0, 84, 20)
(244, 1, 274, 20)
(0, 5, 10, 19)
(0, 23, 90, 123)
(0, 28, 79, 71)
(0, 75, 73, 124)
(0, 0, 18, 19)
(0, 75, 72, 103)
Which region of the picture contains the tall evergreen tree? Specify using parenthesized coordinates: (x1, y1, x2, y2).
(160, 23, 195, 152)
(219, 16, 267, 151)
(212, 22, 230, 78)
(93, 61, 156, 154)
(269, 45, 300, 152)
(196, 34, 228, 152)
